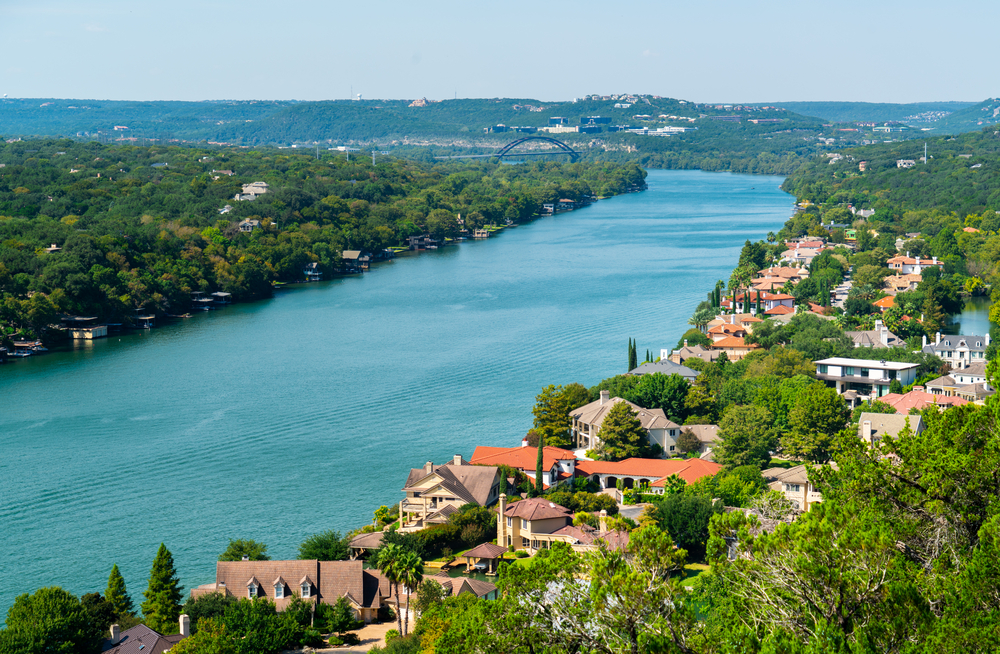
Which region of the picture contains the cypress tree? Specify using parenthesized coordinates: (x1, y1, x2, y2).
(535, 435, 544, 496)
(105, 564, 134, 618)
(755, 290, 761, 316)
(141, 543, 184, 634)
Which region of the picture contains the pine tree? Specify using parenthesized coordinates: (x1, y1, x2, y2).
(628, 339, 638, 371)
(535, 435, 544, 496)
(755, 290, 761, 316)
(141, 543, 184, 634)
(105, 564, 134, 618)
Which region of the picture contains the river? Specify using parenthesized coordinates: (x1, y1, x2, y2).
(0, 169, 792, 617)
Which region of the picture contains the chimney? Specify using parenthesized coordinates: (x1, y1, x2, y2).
(599, 509, 608, 533)
(862, 420, 872, 443)
(498, 494, 508, 544)
(936, 332, 941, 346)
(521, 437, 529, 448)
(453, 454, 463, 466)
(932, 256, 937, 264)
(242, 555, 249, 561)
(922, 334, 927, 348)
(906, 251, 910, 258)
(683, 339, 688, 347)
(109, 625, 120, 645)
(179, 614, 190, 638)
(424, 461, 433, 474)
(987, 334, 992, 347)
(600, 390, 610, 405)
(913, 385, 924, 392)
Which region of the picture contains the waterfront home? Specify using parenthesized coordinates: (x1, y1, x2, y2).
(924, 361, 994, 401)
(858, 412, 924, 447)
(665, 343, 718, 365)
(104, 619, 189, 654)
(756, 266, 809, 284)
(721, 291, 795, 314)
(844, 320, 903, 348)
(879, 386, 968, 413)
(61, 315, 107, 340)
(814, 357, 919, 399)
(192, 560, 389, 622)
(303, 261, 322, 282)
(762, 464, 833, 512)
(575, 457, 722, 491)
(470, 444, 576, 490)
(407, 234, 439, 250)
(626, 359, 698, 382)
(709, 336, 760, 360)
(707, 322, 748, 342)
(569, 391, 681, 454)
(348, 531, 384, 559)
(423, 572, 498, 601)
(882, 273, 922, 294)
(678, 424, 719, 457)
(780, 247, 824, 266)
(887, 254, 943, 275)
(341, 250, 367, 273)
(399, 456, 501, 531)
(495, 496, 628, 553)
(921, 332, 989, 369)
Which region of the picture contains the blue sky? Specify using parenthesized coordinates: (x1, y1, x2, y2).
(2, 0, 996, 103)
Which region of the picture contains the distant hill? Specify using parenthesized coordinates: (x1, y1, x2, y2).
(928, 98, 1000, 134)
(769, 101, 975, 125)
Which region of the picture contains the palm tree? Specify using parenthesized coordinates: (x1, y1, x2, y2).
(373, 543, 405, 635)
(398, 551, 424, 636)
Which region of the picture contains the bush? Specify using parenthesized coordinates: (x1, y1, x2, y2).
(327, 635, 343, 646)
(385, 629, 400, 644)
(340, 632, 361, 645)
(514, 550, 530, 558)
(300, 628, 325, 648)
(370, 633, 421, 654)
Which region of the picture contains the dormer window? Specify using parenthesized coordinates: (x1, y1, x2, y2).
(301, 583, 311, 598)
(248, 582, 259, 598)
(274, 582, 285, 599)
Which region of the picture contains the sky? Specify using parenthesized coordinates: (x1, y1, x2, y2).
(2, 0, 997, 104)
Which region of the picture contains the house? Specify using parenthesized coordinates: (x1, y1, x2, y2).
(470, 445, 576, 490)
(764, 305, 795, 317)
(886, 253, 944, 275)
(103, 619, 189, 654)
(423, 573, 498, 600)
(407, 235, 439, 250)
(627, 359, 698, 382)
(575, 457, 722, 490)
(882, 274, 923, 294)
(762, 464, 832, 511)
(400, 455, 501, 531)
(238, 219, 261, 232)
(677, 424, 719, 456)
(844, 320, 903, 348)
(757, 266, 809, 284)
(303, 262, 322, 281)
(780, 247, 824, 266)
(921, 332, 990, 369)
(708, 322, 748, 342)
(495, 496, 629, 553)
(858, 412, 924, 447)
(709, 336, 760, 360)
(873, 296, 895, 312)
(879, 386, 968, 413)
(665, 343, 719, 365)
(721, 291, 795, 314)
(192, 560, 389, 623)
(341, 250, 368, 273)
(348, 531, 384, 559)
(240, 181, 269, 196)
(568, 391, 681, 453)
(924, 362, 993, 400)
(814, 357, 919, 399)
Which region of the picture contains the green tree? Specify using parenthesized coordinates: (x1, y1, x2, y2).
(373, 543, 406, 636)
(0, 587, 103, 654)
(105, 563, 134, 619)
(413, 579, 445, 619)
(80, 593, 116, 634)
(297, 530, 349, 561)
(222, 598, 299, 654)
(141, 543, 184, 634)
(783, 383, 849, 464)
(676, 428, 702, 455)
(397, 550, 424, 636)
(654, 492, 722, 559)
(181, 592, 236, 635)
(627, 372, 689, 422)
(218, 539, 270, 562)
(323, 596, 362, 635)
(534, 434, 544, 497)
(675, 327, 712, 350)
(531, 383, 588, 449)
(716, 405, 778, 469)
(595, 401, 649, 461)
(167, 618, 237, 654)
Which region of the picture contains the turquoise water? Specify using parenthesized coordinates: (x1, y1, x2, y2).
(0, 169, 791, 617)
(948, 295, 992, 337)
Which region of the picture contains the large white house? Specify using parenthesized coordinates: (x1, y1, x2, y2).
(570, 391, 681, 454)
(814, 357, 919, 399)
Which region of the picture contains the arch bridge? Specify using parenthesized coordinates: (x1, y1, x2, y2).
(435, 136, 581, 162)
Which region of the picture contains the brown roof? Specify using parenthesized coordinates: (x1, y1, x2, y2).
(681, 424, 719, 444)
(463, 542, 508, 559)
(424, 573, 497, 598)
(103, 625, 184, 654)
(349, 531, 385, 549)
(403, 460, 500, 506)
(502, 497, 573, 521)
(569, 397, 680, 432)
(320, 560, 387, 608)
(214, 560, 319, 610)
(207, 560, 387, 610)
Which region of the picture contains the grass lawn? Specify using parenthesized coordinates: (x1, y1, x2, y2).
(767, 458, 796, 469)
(682, 563, 712, 591)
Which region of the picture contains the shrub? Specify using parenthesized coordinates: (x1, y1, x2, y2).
(514, 550, 530, 558)
(327, 635, 344, 646)
(385, 629, 400, 643)
(340, 632, 361, 645)
(300, 628, 325, 647)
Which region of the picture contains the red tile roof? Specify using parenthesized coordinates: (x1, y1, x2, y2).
(471, 445, 576, 471)
(880, 390, 967, 413)
(765, 305, 795, 315)
(576, 457, 722, 485)
(874, 296, 895, 309)
(710, 336, 758, 348)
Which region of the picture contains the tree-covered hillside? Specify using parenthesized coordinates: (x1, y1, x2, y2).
(771, 101, 974, 125)
(0, 138, 645, 341)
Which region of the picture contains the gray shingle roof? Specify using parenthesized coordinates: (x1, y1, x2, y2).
(628, 360, 698, 380)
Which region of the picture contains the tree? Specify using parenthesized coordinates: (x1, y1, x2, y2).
(222, 598, 300, 654)
(628, 338, 637, 371)
(181, 592, 237, 634)
(627, 372, 689, 422)
(675, 327, 712, 350)
(397, 550, 424, 636)
(413, 579, 445, 619)
(297, 530, 349, 561)
(853, 264, 890, 289)
(716, 405, 778, 469)
(0, 587, 103, 654)
(653, 493, 721, 560)
(105, 563, 134, 619)
(373, 543, 406, 636)
(676, 428, 702, 455)
(218, 539, 269, 562)
(531, 383, 588, 449)
(595, 401, 649, 461)
(324, 596, 363, 635)
(167, 618, 237, 654)
(534, 434, 544, 496)
(80, 593, 117, 633)
(141, 543, 184, 634)
(783, 383, 849, 464)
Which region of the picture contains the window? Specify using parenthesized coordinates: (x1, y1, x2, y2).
(669, 445, 675, 452)
(507, 516, 512, 528)
(248, 584, 258, 598)
(301, 583, 311, 598)
(860, 368, 869, 377)
(818, 364, 828, 374)
(506, 535, 511, 546)
(274, 583, 284, 599)
(785, 483, 800, 492)
(521, 536, 529, 548)
(844, 367, 855, 376)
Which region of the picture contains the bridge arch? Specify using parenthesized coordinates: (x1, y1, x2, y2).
(495, 136, 580, 161)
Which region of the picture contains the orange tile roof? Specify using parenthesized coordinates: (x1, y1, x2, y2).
(765, 305, 795, 315)
(710, 336, 758, 348)
(874, 296, 895, 309)
(470, 445, 576, 471)
(880, 390, 967, 413)
(576, 457, 722, 484)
